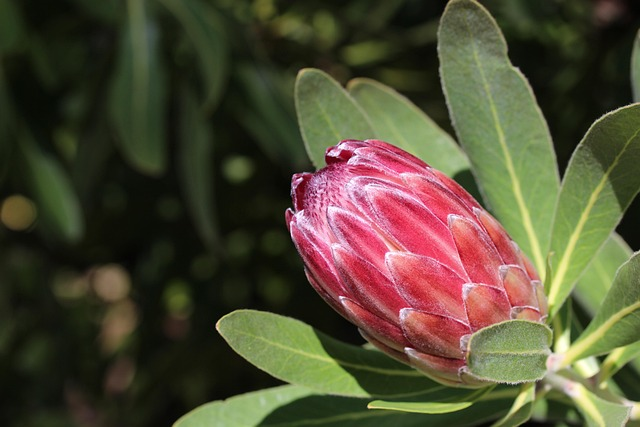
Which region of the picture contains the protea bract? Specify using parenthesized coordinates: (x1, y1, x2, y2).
(286, 139, 548, 387)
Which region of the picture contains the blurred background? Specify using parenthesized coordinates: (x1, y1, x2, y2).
(1, 0, 639, 425)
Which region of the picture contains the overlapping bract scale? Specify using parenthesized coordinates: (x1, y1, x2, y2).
(287, 139, 548, 387)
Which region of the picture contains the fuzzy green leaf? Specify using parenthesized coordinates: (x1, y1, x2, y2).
(216, 310, 440, 398)
(368, 388, 491, 415)
(546, 104, 640, 318)
(600, 341, 640, 381)
(570, 383, 630, 427)
(295, 68, 375, 168)
(347, 78, 468, 178)
(573, 233, 632, 317)
(367, 400, 473, 415)
(173, 385, 313, 427)
(109, 0, 167, 176)
(561, 251, 640, 365)
(466, 320, 552, 384)
(174, 384, 514, 427)
(438, 0, 560, 274)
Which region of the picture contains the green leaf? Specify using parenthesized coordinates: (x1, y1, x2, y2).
(235, 63, 308, 169)
(367, 400, 473, 415)
(546, 104, 640, 318)
(295, 68, 375, 168)
(0, 65, 14, 182)
(347, 78, 469, 178)
(20, 135, 84, 243)
(569, 382, 630, 427)
(551, 294, 573, 354)
(158, 0, 228, 111)
(466, 320, 552, 384)
(177, 87, 220, 251)
(632, 29, 640, 103)
(175, 384, 514, 427)
(368, 388, 491, 415)
(217, 310, 441, 398)
(174, 385, 312, 427)
(0, 0, 25, 54)
(438, 0, 560, 274)
(490, 383, 535, 427)
(109, 0, 167, 176)
(560, 251, 640, 366)
(600, 341, 640, 381)
(574, 233, 632, 317)
(531, 398, 582, 425)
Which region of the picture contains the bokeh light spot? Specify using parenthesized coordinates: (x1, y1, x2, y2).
(163, 280, 193, 317)
(91, 264, 131, 303)
(1, 194, 37, 231)
(100, 299, 138, 354)
(222, 155, 255, 184)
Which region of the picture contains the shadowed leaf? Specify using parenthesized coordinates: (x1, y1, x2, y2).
(174, 384, 514, 427)
(109, 0, 167, 175)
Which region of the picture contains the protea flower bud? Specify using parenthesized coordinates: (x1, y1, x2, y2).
(286, 139, 548, 388)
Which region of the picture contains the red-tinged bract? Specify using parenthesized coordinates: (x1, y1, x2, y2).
(286, 139, 548, 387)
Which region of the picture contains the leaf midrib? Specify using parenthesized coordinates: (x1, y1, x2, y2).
(476, 349, 550, 356)
(462, 11, 545, 273)
(548, 126, 640, 314)
(562, 300, 640, 366)
(574, 384, 607, 427)
(227, 325, 423, 378)
(313, 95, 344, 144)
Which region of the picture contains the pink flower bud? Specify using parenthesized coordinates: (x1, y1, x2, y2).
(286, 139, 548, 387)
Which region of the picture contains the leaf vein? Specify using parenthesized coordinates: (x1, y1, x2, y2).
(233, 328, 423, 377)
(463, 12, 544, 272)
(549, 127, 640, 309)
